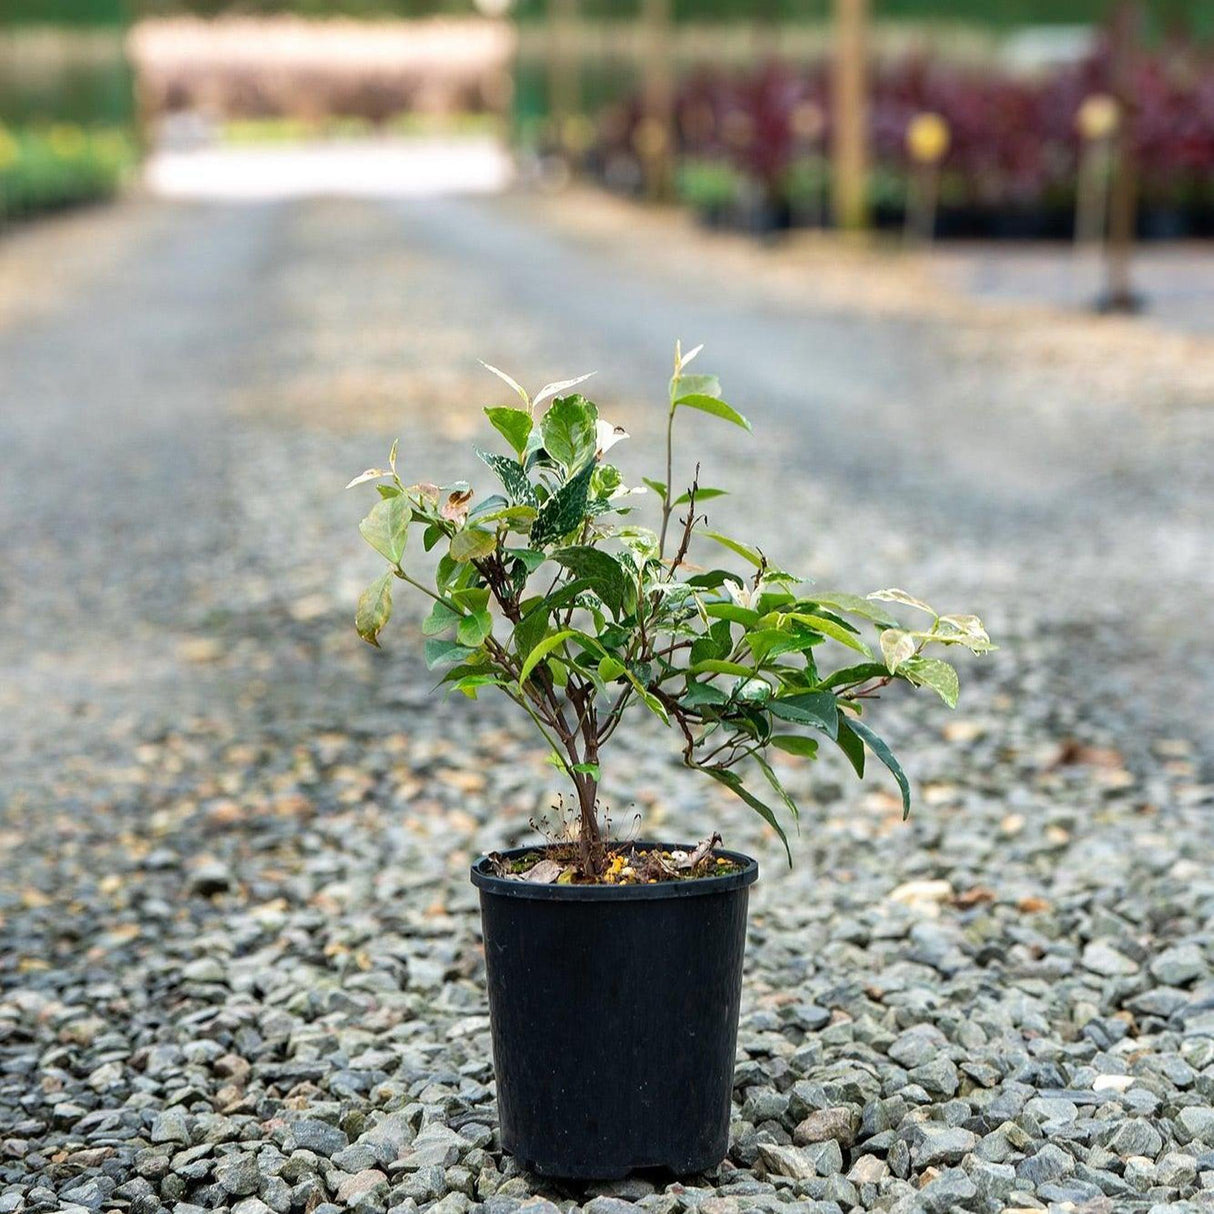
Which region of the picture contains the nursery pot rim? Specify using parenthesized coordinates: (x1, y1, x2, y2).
(470, 839, 758, 902)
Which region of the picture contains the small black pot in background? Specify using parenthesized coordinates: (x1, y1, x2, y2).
(470, 843, 759, 1179)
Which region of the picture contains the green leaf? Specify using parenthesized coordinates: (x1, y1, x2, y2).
(553, 546, 631, 619)
(540, 394, 598, 471)
(817, 662, 889, 690)
(674, 393, 752, 431)
(359, 495, 410, 564)
(642, 478, 667, 497)
(508, 547, 547, 573)
(683, 682, 729, 708)
(704, 601, 760, 627)
(598, 656, 626, 681)
(698, 530, 763, 567)
(687, 659, 760, 680)
(477, 448, 538, 507)
(880, 628, 916, 673)
(425, 637, 477, 670)
(450, 528, 497, 563)
(484, 406, 533, 457)
(698, 765, 791, 865)
(529, 461, 595, 548)
(450, 587, 490, 612)
(768, 691, 839, 738)
(901, 656, 960, 708)
(745, 628, 819, 664)
(754, 754, 800, 822)
(457, 610, 493, 648)
(771, 734, 819, 758)
(422, 601, 461, 636)
(591, 464, 622, 499)
(848, 716, 911, 818)
(674, 486, 727, 505)
(785, 613, 873, 657)
(512, 604, 549, 661)
(834, 715, 866, 778)
(447, 672, 504, 699)
(518, 630, 577, 687)
(355, 572, 393, 647)
(571, 761, 601, 778)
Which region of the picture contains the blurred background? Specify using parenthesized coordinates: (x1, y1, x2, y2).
(5, 1, 1213, 252)
(3, 6, 1214, 1207)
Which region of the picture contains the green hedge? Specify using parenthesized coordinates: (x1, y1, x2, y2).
(0, 125, 135, 218)
(0, 0, 128, 28)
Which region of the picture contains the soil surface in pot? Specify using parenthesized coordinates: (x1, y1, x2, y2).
(485, 836, 744, 886)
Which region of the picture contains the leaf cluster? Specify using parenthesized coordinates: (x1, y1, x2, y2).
(349, 346, 994, 866)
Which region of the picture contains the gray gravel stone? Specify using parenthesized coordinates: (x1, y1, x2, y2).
(1017, 1142, 1076, 1188)
(912, 1126, 980, 1168)
(1152, 944, 1208, 987)
(1106, 1118, 1165, 1158)
(289, 1121, 348, 1159)
(217, 1152, 261, 1196)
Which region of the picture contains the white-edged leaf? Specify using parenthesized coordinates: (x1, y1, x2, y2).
(901, 656, 960, 708)
(478, 359, 530, 407)
(346, 468, 390, 489)
(936, 614, 994, 652)
(678, 341, 704, 370)
(809, 591, 899, 628)
(880, 628, 916, 673)
(533, 371, 596, 409)
(868, 587, 936, 615)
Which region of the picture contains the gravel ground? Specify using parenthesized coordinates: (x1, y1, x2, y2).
(1, 191, 1213, 1214)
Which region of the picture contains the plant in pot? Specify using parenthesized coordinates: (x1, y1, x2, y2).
(348, 345, 993, 1180)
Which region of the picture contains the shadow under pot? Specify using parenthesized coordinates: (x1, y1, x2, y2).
(470, 842, 759, 1180)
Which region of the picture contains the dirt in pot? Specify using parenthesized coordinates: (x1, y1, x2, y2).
(485, 833, 743, 886)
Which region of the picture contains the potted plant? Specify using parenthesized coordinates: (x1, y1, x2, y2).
(348, 345, 993, 1179)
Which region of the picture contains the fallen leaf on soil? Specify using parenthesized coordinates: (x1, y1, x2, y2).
(522, 859, 562, 884)
(952, 886, 996, 908)
(1017, 896, 1051, 913)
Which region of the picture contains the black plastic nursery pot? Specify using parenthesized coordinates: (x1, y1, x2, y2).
(470, 842, 759, 1180)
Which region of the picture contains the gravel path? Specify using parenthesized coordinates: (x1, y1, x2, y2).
(1, 192, 1213, 1214)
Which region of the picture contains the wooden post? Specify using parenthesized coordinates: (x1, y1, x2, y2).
(832, 0, 869, 231)
(639, 0, 675, 201)
(1102, 0, 1142, 312)
(548, 0, 579, 159)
